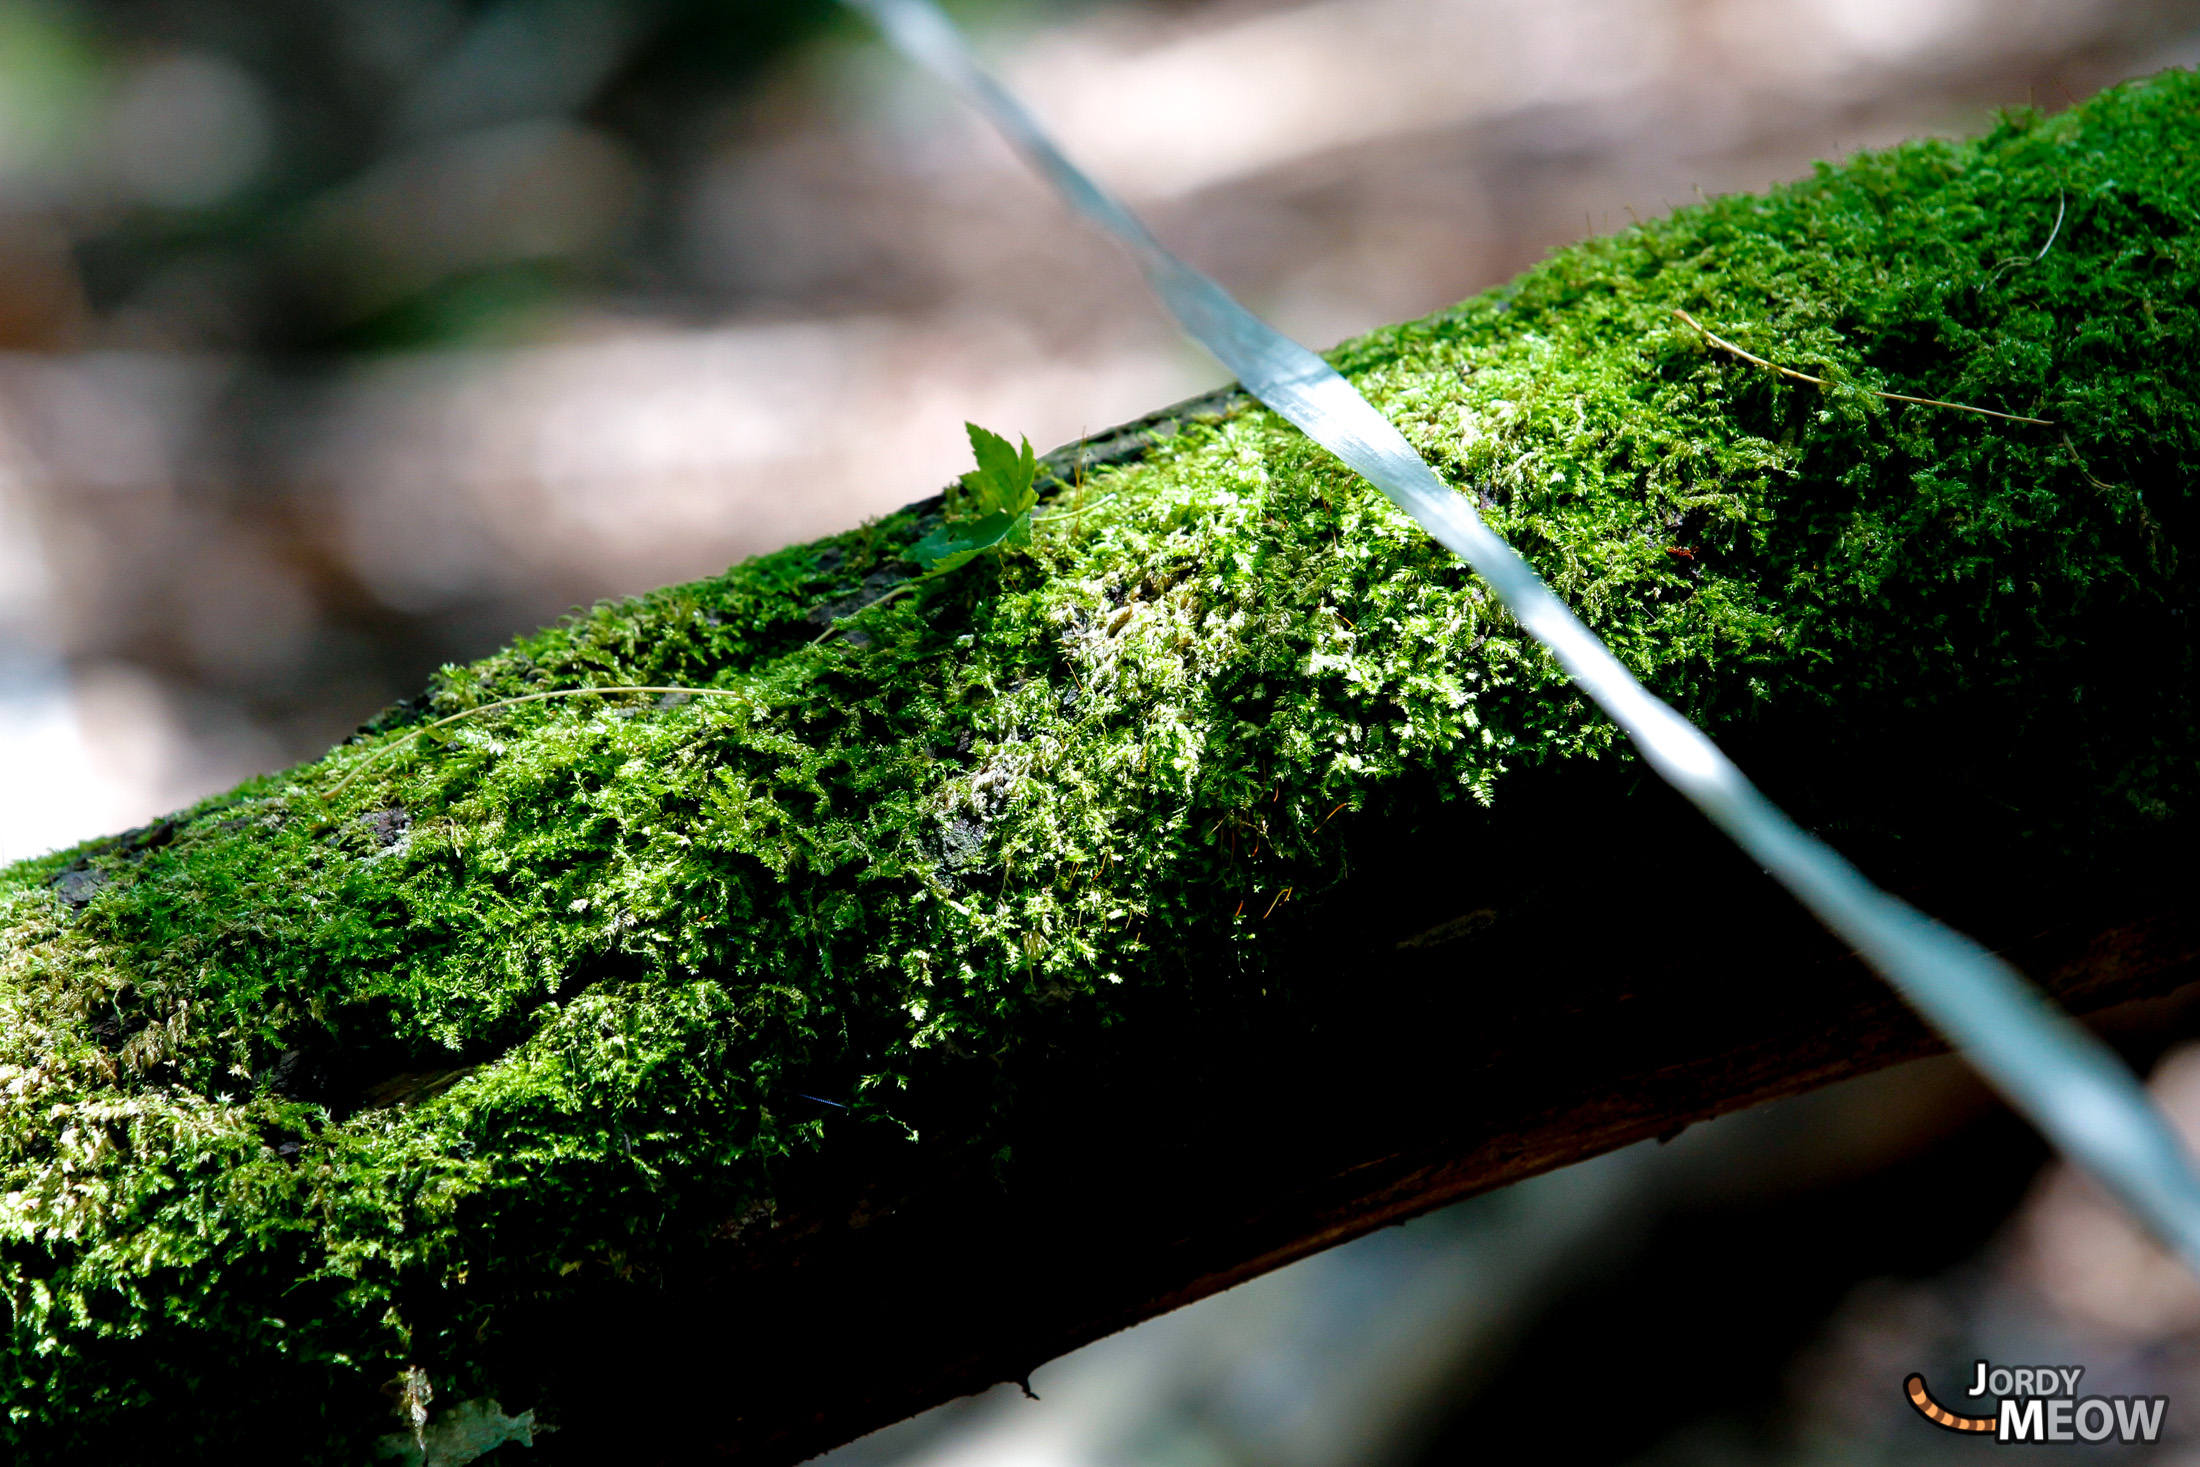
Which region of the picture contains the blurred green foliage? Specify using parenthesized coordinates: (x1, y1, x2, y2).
(0, 0, 843, 352)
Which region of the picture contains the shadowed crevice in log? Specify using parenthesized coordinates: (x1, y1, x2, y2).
(485, 748, 2200, 1464)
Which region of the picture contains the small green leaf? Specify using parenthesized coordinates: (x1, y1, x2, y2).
(955, 423, 1038, 520)
(909, 510, 1023, 573)
(913, 423, 1040, 576)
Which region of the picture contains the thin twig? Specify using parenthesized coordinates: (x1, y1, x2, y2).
(1985, 190, 2071, 285)
(812, 582, 918, 644)
(1032, 494, 1117, 524)
(2034, 190, 2067, 263)
(2061, 431, 2117, 493)
(1673, 309, 2053, 425)
(324, 686, 750, 803)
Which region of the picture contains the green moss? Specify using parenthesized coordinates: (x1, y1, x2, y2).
(3, 71, 2197, 1459)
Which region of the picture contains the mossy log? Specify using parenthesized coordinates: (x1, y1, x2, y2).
(4, 72, 2199, 1466)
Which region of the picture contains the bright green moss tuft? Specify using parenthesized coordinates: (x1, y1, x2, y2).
(2, 70, 2197, 1460)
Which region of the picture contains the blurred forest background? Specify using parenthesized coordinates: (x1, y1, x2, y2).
(5, 0, 2198, 861)
(2, 0, 2199, 1462)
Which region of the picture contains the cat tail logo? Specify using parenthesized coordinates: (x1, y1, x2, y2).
(1906, 1364, 2168, 1444)
(1906, 1376, 1997, 1434)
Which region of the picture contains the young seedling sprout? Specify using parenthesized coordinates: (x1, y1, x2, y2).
(330, 423, 1072, 801)
(815, 421, 1110, 645)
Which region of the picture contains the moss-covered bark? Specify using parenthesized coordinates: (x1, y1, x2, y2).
(2, 71, 2196, 1463)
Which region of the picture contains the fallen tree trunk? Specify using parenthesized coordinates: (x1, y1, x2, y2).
(2, 71, 2196, 1466)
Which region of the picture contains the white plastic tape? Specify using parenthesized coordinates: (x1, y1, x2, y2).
(846, 0, 2200, 1268)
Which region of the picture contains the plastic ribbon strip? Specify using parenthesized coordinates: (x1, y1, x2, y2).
(844, 0, 2200, 1268)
